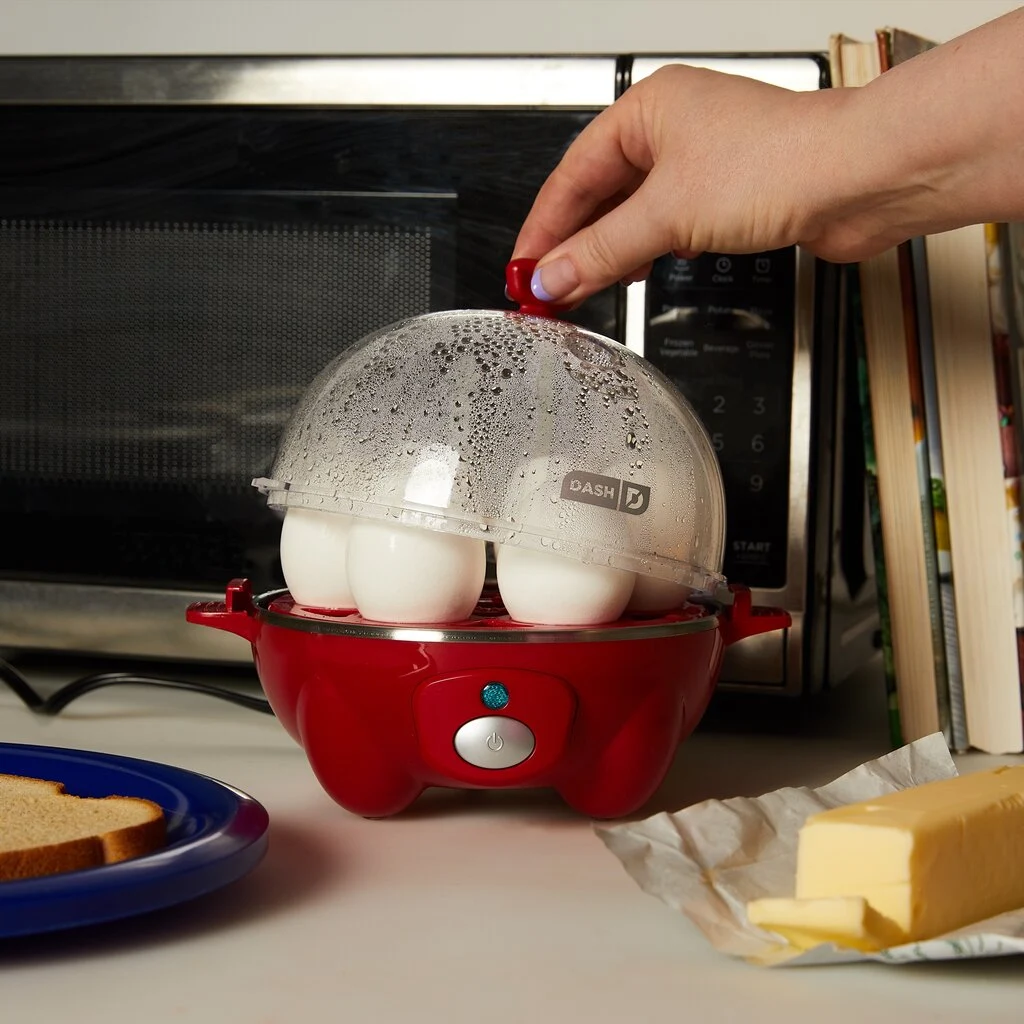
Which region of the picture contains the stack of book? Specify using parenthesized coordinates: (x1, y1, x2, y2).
(832, 29, 1024, 754)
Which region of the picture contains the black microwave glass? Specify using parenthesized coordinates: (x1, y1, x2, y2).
(0, 105, 618, 592)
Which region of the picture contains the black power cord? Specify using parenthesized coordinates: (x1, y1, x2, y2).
(0, 656, 274, 716)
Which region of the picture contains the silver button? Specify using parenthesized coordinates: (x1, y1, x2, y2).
(453, 716, 535, 770)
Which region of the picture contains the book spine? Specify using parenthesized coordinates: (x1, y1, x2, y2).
(875, 35, 951, 744)
(1001, 223, 1024, 723)
(985, 224, 1024, 725)
(849, 266, 902, 746)
(928, 223, 1023, 754)
(1000, 224, 1024, 477)
(897, 241, 952, 746)
(910, 235, 968, 751)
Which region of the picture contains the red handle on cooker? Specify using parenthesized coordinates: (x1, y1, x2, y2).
(185, 577, 259, 643)
(719, 584, 791, 646)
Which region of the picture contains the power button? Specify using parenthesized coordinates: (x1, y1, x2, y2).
(453, 716, 535, 769)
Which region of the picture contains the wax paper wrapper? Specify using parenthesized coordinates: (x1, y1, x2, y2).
(595, 733, 1024, 966)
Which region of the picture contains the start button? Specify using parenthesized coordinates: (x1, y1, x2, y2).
(453, 716, 535, 770)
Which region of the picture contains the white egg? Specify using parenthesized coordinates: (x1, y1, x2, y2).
(346, 520, 486, 624)
(495, 544, 635, 626)
(626, 573, 693, 616)
(279, 507, 356, 611)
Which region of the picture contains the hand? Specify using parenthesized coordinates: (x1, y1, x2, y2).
(512, 57, 1002, 307)
(515, 5, 1024, 309)
(512, 64, 869, 307)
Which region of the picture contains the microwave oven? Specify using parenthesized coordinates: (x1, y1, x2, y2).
(0, 53, 877, 695)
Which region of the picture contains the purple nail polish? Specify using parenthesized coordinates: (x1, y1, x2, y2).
(530, 267, 555, 303)
(530, 258, 579, 303)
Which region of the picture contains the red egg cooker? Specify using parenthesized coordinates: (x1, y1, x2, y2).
(186, 258, 791, 817)
(187, 579, 789, 818)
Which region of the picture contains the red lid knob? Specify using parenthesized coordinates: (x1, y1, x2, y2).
(505, 258, 569, 319)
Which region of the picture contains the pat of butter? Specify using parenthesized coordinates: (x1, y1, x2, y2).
(794, 765, 1024, 945)
(746, 896, 895, 952)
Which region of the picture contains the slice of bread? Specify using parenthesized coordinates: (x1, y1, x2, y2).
(0, 772, 166, 882)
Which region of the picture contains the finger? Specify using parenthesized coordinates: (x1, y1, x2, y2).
(584, 185, 645, 229)
(512, 92, 650, 260)
(508, 182, 641, 281)
(530, 174, 677, 305)
(513, 159, 647, 262)
(620, 262, 653, 286)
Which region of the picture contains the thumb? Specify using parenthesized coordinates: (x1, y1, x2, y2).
(530, 179, 678, 305)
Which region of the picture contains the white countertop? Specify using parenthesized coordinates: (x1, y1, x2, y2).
(1, 655, 1022, 1024)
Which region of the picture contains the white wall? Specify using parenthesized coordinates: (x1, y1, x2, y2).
(1, 0, 1020, 56)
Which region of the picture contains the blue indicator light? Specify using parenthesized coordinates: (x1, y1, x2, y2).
(481, 682, 509, 709)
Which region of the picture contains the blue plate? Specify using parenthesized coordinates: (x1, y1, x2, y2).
(0, 741, 270, 938)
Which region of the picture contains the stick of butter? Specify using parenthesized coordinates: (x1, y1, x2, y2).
(784, 764, 1024, 947)
(746, 896, 897, 952)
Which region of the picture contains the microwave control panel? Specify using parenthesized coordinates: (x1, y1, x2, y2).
(643, 249, 796, 590)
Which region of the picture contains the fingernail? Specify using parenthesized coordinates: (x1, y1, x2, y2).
(531, 258, 579, 302)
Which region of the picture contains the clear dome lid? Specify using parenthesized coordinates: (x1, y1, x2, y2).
(255, 300, 727, 597)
